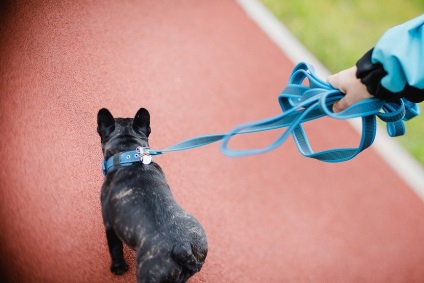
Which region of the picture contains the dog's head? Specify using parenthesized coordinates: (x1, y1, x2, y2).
(97, 108, 151, 160)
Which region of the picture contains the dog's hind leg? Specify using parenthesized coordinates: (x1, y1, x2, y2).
(106, 228, 128, 275)
(135, 247, 186, 283)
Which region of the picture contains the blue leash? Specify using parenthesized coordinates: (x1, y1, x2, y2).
(145, 62, 419, 163)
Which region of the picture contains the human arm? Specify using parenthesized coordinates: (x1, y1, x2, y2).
(327, 14, 424, 112)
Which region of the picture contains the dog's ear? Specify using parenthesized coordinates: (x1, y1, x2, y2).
(97, 108, 115, 139)
(133, 108, 151, 137)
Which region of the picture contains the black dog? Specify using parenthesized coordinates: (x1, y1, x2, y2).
(97, 108, 208, 283)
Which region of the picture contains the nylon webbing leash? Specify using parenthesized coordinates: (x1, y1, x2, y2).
(145, 62, 419, 163)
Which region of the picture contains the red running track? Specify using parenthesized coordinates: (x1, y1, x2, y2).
(1, 1, 424, 282)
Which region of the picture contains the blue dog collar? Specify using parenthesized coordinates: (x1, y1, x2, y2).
(102, 147, 153, 175)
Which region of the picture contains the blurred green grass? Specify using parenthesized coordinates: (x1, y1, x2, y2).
(261, 0, 424, 165)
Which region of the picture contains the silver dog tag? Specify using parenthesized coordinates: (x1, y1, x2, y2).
(142, 155, 153, 164)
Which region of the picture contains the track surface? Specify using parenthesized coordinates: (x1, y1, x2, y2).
(1, 1, 424, 282)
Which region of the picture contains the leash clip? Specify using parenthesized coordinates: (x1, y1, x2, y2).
(136, 147, 153, 164)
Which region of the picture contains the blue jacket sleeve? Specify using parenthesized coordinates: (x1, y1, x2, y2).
(356, 14, 424, 102)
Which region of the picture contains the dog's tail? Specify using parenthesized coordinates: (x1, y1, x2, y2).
(172, 241, 204, 275)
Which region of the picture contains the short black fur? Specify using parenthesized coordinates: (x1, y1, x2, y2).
(97, 108, 208, 283)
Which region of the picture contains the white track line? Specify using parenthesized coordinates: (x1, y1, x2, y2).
(237, 0, 424, 200)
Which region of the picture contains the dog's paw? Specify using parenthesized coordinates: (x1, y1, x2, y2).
(110, 260, 128, 275)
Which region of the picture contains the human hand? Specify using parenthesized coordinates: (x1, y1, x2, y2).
(326, 66, 373, 113)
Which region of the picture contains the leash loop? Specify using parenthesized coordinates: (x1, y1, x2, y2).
(144, 62, 419, 163)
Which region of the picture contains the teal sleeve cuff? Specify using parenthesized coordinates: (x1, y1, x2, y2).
(356, 48, 424, 103)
